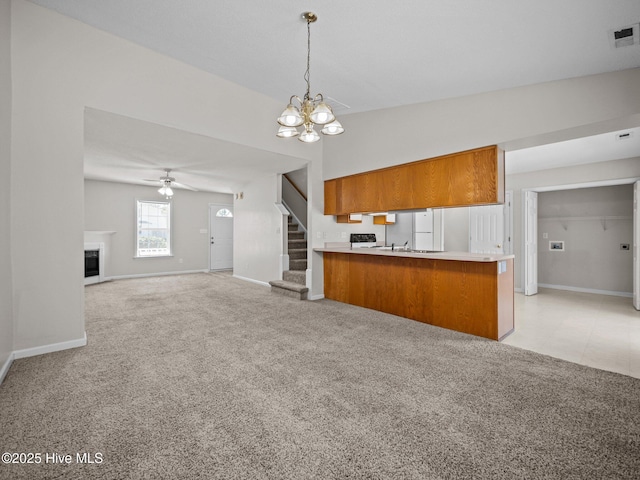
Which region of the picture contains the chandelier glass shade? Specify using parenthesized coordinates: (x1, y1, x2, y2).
(276, 12, 344, 143)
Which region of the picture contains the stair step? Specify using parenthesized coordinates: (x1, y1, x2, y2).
(288, 238, 307, 247)
(288, 231, 305, 239)
(283, 270, 306, 285)
(269, 280, 308, 300)
(289, 259, 307, 271)
(289, 248, 307, 260)
(288, 223, 298, 231)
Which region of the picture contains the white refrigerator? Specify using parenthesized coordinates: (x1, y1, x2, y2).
(413, 210, 434, 251)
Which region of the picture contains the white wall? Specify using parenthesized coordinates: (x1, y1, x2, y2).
(10, 0, 317, 352)
(324, 68, 640, 180)
(285, 167, 307, 199)
(0, 0, 13, 374)
(233, 174, 282, 285)
(84, 180, 232, 278)
(537, 185, 634, 294)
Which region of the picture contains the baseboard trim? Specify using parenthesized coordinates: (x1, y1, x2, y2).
(13, 332, 88, 360)
(309, 294, 325, 301)
(232, 275, 270, 288)
(538, 283, 633, 298)
(106, 269, 208, 281)
(0, 353, 14, 385)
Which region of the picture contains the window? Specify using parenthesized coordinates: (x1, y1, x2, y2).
(216, 208, 233, 218)
(136, 200, 171, 257)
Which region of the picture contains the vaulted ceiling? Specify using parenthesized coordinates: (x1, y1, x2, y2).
(28, 0, 640, 191)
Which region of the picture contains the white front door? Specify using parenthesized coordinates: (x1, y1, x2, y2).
(633, 181, 639, 310)
(210, 204, 234, 271)
(469, 204, 505, 254)
(524, 191, 538, 296)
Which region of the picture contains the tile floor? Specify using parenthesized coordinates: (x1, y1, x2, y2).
(502, 288, 640, 379)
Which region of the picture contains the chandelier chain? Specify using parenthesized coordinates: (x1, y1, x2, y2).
(304, 19, 311, 100)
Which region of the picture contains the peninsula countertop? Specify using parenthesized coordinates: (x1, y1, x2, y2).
(314, 245, 515, 263)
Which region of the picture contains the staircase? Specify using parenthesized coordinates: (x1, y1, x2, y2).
(269, 217, 309, 300)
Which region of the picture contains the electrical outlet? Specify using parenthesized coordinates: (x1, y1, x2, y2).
(542, 232, 548, 239)
(621, 243, 630, 250)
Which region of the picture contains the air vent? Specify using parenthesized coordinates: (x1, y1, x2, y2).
(610, 23, 639, 48)
(616, 131, 634, 141)
(325, 96, 351, 113)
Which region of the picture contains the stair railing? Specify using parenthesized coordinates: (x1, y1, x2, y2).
(282, 174, 307, 232)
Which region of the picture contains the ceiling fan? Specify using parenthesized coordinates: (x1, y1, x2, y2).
(143, 169, 198, 197)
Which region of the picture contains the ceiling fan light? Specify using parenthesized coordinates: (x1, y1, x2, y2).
(309, 102, 335, 125)
(159, 182, 173, 197)
(276, 125, 300, 138)
(277, 105, 304, 127)
(321, 120, 344, 135)
(298, 126, 320, 143)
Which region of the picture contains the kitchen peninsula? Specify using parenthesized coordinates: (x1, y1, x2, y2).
(316, 246, 514, 341)
(320, 145, 513, 341)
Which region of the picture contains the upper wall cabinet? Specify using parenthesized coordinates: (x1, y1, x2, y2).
(324, 145, 504, 215)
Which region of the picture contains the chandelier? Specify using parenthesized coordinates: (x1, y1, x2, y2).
(276, 12, 344, 143)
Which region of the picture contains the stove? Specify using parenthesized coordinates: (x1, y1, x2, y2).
(350, 233, 378, 248)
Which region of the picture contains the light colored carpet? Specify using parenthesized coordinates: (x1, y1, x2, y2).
(1, 272, 639, 479)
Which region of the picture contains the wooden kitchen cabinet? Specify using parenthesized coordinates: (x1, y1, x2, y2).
(336, 214, 363, 224)
(372, 214, 396, 225)
(324, 145, 504, 215)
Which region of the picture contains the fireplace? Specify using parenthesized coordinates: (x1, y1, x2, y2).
(84, 242, 105, 285)
(85, 249, 100, 277)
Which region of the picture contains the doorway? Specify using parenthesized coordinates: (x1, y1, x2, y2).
(523, 180, 639, 309)
(209, 204, 234, 271)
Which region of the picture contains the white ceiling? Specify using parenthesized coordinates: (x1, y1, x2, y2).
(29, 0, 640, 191)
(84, 109, 307, 194)
(506, 127, 640, 175)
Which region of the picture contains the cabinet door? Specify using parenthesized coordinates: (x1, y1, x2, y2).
(324, 179, 337, 215)
(324, 145, 503, 215)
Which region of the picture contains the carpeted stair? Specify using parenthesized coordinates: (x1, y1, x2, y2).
(269, 217, 308, 300)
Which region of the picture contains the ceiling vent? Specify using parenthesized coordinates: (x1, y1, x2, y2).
(615, 131, 634, 141)
(610, 23, 640, 48)
(325, 96, 351, 113)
